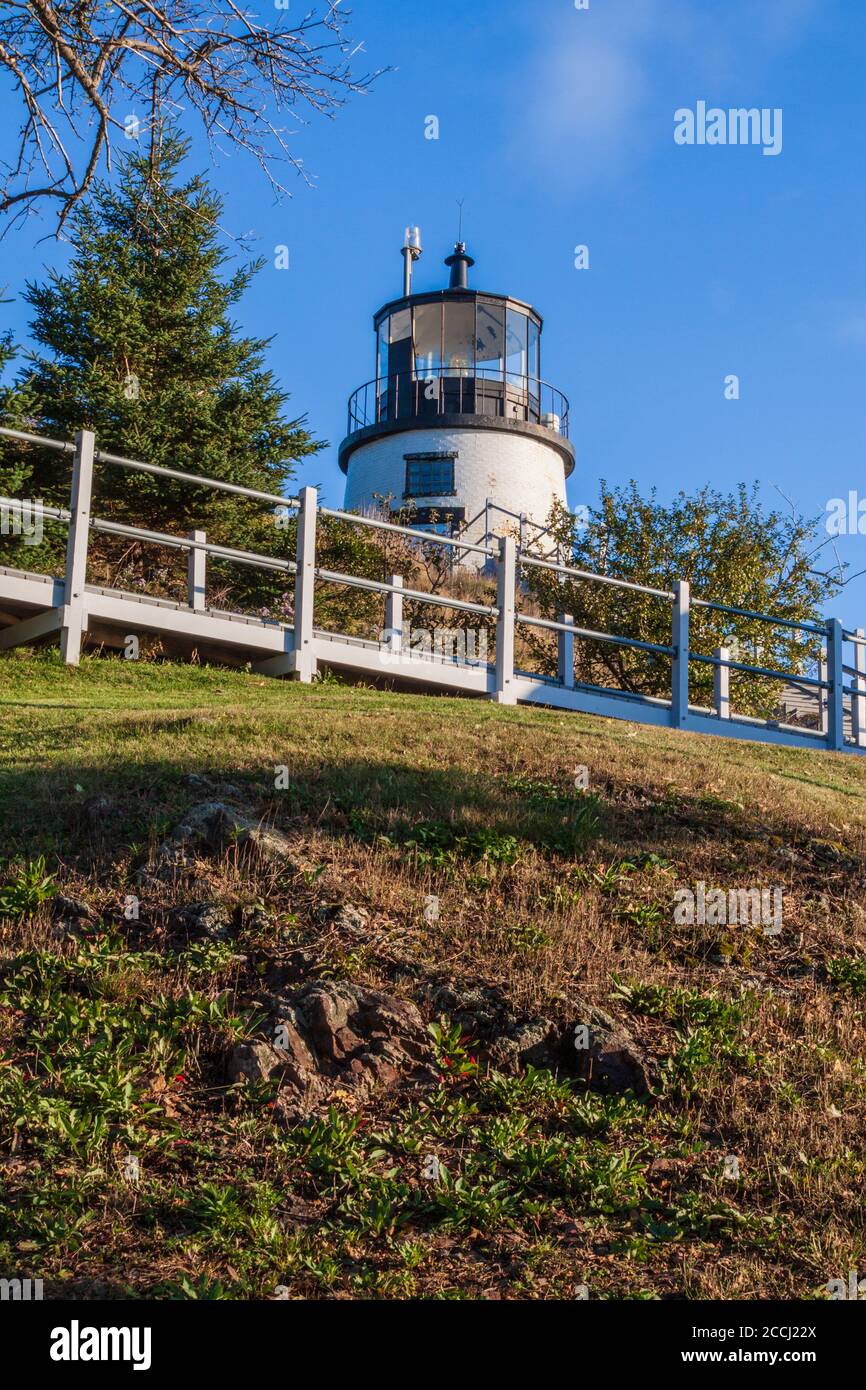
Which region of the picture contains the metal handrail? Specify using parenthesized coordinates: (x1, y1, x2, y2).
(319, 504, 495, 556)
(90, 517, 297, 575)
(0, 424, 299, 511)
(315, 567, 498, 616)
(0, 494, 70, 523)
(692, 595, 827, 637)
(519, 551, 674, 600)
(0, 426, 75, 454)
(517, 611, 674, 656)
(690, 650, 828, 689)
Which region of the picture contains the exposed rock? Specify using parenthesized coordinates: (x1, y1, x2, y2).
(168, 901, 232, 942)
(242, 824, 297, 865)
(154, 802, 299, 873)
(51, 894, 98, 925)
(184, 773, 243, 799)
(242, 904, 271, 933)
(418, 979, 512, 1037)
(415, 974, 655, 1095)
(229, 980, 439, 1124)
(321, 903, 370, 940)
(565, 1001, 655, 1095)
(163, 801, 238, 851)
(417, 978, 559, 1071)
(227, 1040, 285, 1084)
(488, 1018, 557, 1072)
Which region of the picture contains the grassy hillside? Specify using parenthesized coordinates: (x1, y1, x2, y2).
(1, 649, 865, 1301)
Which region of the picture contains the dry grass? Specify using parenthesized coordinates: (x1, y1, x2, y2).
(0, 648, 864, 1300)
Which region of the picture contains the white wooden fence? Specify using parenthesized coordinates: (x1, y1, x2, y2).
(0, 425, 864, 757)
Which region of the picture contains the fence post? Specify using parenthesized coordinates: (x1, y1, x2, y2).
(671, 580, 690, 728)
(854, 628, 866, 748)
(292, 485, 317, 683)
(59, 428, 95, 666)
(557, 612, 575, 689)
(819, 646, 829, 734)
(492, 534, 517, 704)
(188, 530, 206, 611)
(385, 574, 403, 661)
(714, 645, 730, 720)
(826, 619, 845, 751)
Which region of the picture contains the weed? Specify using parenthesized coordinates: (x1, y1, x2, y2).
(0, 856, 56, 918)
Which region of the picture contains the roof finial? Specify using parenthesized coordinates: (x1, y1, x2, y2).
(444, 236, 475, 290)
(456, 197, 465, 245)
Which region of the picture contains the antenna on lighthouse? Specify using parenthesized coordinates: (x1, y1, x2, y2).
(402, 225, 422, 296)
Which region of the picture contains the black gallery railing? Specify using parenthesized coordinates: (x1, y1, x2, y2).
(346, 369, 571, 438)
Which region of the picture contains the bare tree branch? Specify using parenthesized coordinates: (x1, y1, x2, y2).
(0, 1, 380, 234)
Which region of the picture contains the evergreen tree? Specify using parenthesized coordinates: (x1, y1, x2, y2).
(1, 130, 320, 588)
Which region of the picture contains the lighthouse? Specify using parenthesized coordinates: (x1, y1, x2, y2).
(339, 230, 574, 559)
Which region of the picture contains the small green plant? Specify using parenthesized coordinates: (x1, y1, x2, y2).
(571, 860, 634, 894)
(0, 856, 57, 918)
(382, 821, 522, 870)
(617, 902, 666, 931)
(826, 956, 866, 997)
(428, 1017, 479, 1078)
(505, 921, 551, 952)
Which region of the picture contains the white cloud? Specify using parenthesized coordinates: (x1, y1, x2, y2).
(507, 0, 822, 186)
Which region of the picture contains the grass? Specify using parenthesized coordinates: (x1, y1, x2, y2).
(1, 647, 866, 1300)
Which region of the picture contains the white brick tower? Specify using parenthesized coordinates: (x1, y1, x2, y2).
(339, 232, 574, 559)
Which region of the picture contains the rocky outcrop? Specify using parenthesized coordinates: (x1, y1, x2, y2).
(167, 901, 233, 942)
(565, 1002, 656, 1095)
(150, 801, 300, 876)
(51, 894, 98, 935)
(416, 976, 654, 1095)
(228, 980, 439, 1124)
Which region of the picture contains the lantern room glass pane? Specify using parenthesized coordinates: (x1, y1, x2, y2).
(443, 299, 475, 376)
(388, 307, 411, 344)
(377, 320, 388, 384)
(387, 307, 412, 381)
(528, 319, 540, 383)
(505, 307, 528, 384)
(413, 302, 442, 377)
(476, 299, 504, 378)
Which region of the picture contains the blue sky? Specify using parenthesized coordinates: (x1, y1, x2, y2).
(2, 0, 866, 625)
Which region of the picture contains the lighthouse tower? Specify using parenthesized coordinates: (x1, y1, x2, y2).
(339, 231, 574, 558)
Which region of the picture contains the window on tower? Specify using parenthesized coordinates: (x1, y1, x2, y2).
(505, 307, 528, 384)
(404, 452, 456, 498)
(413, 302, 443, 377)
(442, 300, 475, 376)
(528, 318, 540, 383)
(475, 298, 504, 378)
(387, 307, 412, 380)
